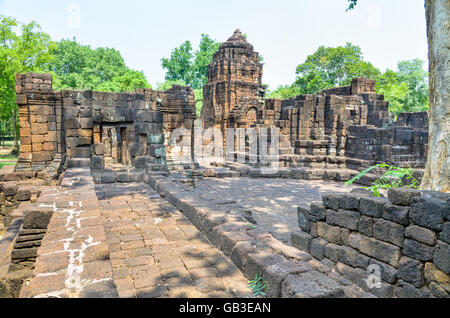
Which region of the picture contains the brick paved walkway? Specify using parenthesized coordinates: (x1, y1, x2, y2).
(191, 178, 357, 244)
(95, 183, 251, 298)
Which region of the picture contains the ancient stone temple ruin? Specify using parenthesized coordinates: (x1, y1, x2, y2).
(0, 30, 447, 299)
(202, 29, 265, 134)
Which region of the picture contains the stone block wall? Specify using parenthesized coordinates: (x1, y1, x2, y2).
(293, 188, 450, 298)
(15, 73, 65, 179)
(346, 124, 428, 168)
(157, 85, 196, 170)
(395, 111, 429, 130)
(16, 73, 197, 176)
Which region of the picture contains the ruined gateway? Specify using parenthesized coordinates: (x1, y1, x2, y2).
(0, 30, 448, 298)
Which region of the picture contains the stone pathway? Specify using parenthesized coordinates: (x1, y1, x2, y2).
(95, 183, 251, 298)
(190, 178, 357, 244)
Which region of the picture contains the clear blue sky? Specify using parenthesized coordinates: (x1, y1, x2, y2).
(0, 0, 428, 90)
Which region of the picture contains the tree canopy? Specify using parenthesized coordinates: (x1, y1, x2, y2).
(161, 34, 221, 90)
(48, 38, 151, 92)
(267, 43, 429, 116)
(160, 34, 221, 117)
(0, 15, 55, 149)
(294, 42, 381, 94)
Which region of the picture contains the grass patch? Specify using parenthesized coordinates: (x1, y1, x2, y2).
(0, 162, 16, 169)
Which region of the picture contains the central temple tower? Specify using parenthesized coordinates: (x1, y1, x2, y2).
(201, 29, 265, 135)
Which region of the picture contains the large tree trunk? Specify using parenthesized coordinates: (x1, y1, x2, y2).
(421, 0, 450, 192)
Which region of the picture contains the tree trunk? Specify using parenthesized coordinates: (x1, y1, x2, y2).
(421, 0, 450, 192)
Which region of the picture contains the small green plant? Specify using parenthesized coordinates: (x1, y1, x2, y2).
(246, 223, 258, 230)
(346, 163, 420, 197)
(248, 274, 269, 297)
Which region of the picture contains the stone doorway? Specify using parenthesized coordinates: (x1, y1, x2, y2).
(101, 125, 132, 166)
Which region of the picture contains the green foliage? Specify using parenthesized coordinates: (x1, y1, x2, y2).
(376, 70, 409, 116)
(161, 34, 221, 90)
(246, 223, 258, 230)
(346, 0, 358, 11)
(346, 163, 420, 197)
(377, 60, 429, 116)
(397, 59, 429, 112)
(48, 38, 151, 92)
(267, 85, 302, 99)
(267, 42, 429, 116)
(0, 15, 55, 147)
(293, 43, 381, 95)
(248, 274, 269, 297)
(194, 88, 203, 118)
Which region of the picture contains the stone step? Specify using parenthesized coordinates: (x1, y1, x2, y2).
(67, 158, 90, 168)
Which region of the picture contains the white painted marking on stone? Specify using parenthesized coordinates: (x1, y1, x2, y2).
(154, 218, 163, 224)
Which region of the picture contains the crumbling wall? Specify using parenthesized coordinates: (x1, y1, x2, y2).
(15, 73, 65, 179)
(346, 125, 428, 168)
(16, 73, 197, 178)
(157, 85, 196, 170)
(293, 188, 450, 298)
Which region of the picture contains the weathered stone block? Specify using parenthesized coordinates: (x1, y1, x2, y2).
(369, 259, 397, 284)
(335, 209, 360, 230)
(348, 232, 362, 250)
(410, 197, 445, 231)
(310, 202, 326, 221)
(129, 143, 148, 157)
(79, 118, 94, 129)
(135, 123, 163, 135)
(66, 118, 80, 129)
(382, 204, 409, 226)
(310, 238, 328, 260)
(440, 222, 450, 244)
(397, 257, 424, 288)
(71, 147, 91, 159)
(90, 156, 104, 171)
(23, 210, 53, 229)
(297, 205, 310, 232)
(16, 188, 32, 201)
(373, 218, 404, 247)
(263, 261, 312, 298)
(94, 143, 105, 156)
(149, 145, 166, 158)
(338, 193, 360, 211)
(433, 241, 450, 274)
(405, 225, 437, 246)
(403, 239, 434, 262)
(359, 196, 387, 217)
(245, 252, 286, 280)
(359, 215, 373, 236)
(325, 209, 337, 225)
(281, 272, 345, 298)
(388, 188, 421, 206)
(322, 194, 340, 210)
(339, 246, 370, 269)
(396, 280, 431, 298)
(148, 133, 165, 145)
(31, 152, 52, 163)
(291, 230, 312, 252)
(2, 182, 18, 196)
(324, 243, 341, 262)
(30, 123, 48, 135)
(317, 222, 342, 244)
(359, 236, 401, 267)
(424, 262, 450, 295)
